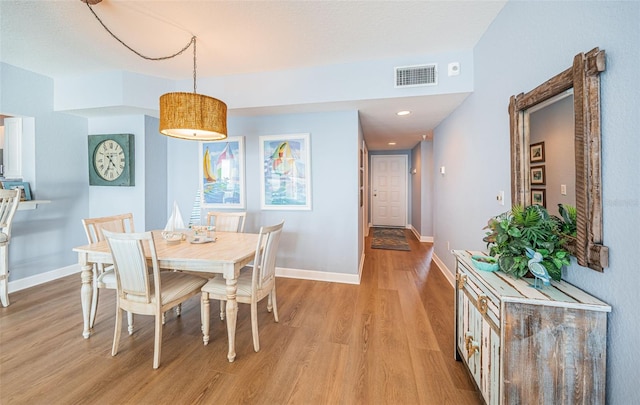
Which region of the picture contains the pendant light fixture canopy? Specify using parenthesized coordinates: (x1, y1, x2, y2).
(159, 92, 227, 140)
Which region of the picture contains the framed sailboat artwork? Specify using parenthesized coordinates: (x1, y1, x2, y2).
(259, 133, 312, 210)
(199, 136, 246, 209)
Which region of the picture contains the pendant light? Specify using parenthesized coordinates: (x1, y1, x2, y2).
(159, 38, 227, 140)
(82, 0, 227, 141)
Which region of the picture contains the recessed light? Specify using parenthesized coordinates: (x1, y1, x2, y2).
(388, 142, 397, 145)
(396, 110, 411, 116)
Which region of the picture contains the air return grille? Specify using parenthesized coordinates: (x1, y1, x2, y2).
(395, 64, 437, 87)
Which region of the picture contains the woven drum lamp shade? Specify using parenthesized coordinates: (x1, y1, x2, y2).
(159, 92, 227, 141)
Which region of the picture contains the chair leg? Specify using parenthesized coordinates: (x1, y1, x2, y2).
(201, 292, 210, 345)
(251, 301, 260, 352)
(112, 306, 123, 357)
(89, 277, 99, 328)
(219, 300, 225, 320)
(0, 275, 8, 307)
(271, 288, 279, 323)
(127, 312, 134, 335)
(0, 245, 10, 307)
(175, 303, 182, 316)
(153, 312, 163, 369)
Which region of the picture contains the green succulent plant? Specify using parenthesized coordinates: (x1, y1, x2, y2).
(483, 205, 570, 281)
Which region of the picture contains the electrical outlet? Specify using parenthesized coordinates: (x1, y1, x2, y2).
(497, 190, 505, 206)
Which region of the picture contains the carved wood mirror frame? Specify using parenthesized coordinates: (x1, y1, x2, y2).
(509, 47, 608, 271)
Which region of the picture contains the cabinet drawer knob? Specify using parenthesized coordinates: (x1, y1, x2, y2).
(456, 273, 467, 289)
(478, 295, 488, 315)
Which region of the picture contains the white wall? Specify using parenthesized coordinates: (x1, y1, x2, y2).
(433, 2, 640, 403)
(167, 110, 362, 275)
(410, 140, 434, 239)
(0, 63, 89, 277)
(143, 116, 168, 231)
(87, 116, 148, 230)
(421, 140, 434, 238)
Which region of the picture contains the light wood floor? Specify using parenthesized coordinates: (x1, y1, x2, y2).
(0, 229, 481, 405)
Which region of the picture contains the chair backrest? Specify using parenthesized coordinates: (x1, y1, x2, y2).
(251, 221, 284, 292)
(103, 230, 160, 306)
(206, 211, 247, 233)
(0, 189, 21, 238)
(82, 213, 135, 244)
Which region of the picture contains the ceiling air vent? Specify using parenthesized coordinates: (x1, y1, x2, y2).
(395, 64, 437, 88)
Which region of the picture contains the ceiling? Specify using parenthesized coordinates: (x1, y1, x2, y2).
(0, 0, 506, 150)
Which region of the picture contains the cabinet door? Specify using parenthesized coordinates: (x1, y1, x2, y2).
(457, 287, 482, 386)
(481, 321, 500, 405)
(457, 272, 500, 405)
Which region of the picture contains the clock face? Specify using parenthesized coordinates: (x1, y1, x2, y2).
(88, 133, 134, 186)
(94, 139, 125, 181)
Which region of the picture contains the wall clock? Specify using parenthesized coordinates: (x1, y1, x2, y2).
(88, 134, 135, 186)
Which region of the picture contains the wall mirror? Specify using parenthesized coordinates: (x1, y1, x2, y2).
(509, 47, 608, 271)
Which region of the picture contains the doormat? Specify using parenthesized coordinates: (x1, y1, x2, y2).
(371, 227, 410, 251)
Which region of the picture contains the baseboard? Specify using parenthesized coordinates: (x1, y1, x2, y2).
(8, 263, 361, 294)
(432, 253, 455, 287)
(409, 225, 434, 243)
(276, 267, 360, 285)
(8, 264, 82, 293)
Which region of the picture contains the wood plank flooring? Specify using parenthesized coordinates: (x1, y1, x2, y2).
(0, 229, 481, 404)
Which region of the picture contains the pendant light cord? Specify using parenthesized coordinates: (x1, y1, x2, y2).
(83, 1, 198, 92)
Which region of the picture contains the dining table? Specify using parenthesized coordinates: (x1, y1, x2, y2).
(72, 230, 260, 362)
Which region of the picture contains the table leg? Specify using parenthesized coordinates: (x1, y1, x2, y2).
(225, 277, 238, 362)
(79, 258, 94, 339)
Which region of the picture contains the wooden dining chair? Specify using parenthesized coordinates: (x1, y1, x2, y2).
(205, 211, 247, 233)
(205, 211, 247, 320)
(104, 230, 207, 369)
(0, 189, 22, 307)
(82, 213, 135, 330)
(201, 220, 284, 353)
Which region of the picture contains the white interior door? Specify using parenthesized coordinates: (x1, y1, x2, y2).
(371, 155, 407, 227)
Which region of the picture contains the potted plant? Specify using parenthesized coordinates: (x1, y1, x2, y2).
(554, 203, 577, 253)
(483, 204, 570, 281)
(556, 203, 577, 237)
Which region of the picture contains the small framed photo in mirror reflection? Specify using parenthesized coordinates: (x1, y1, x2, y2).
(531, 189, 546, 208)
(530, 165, 546, 185)
(530, 142, 545, 163)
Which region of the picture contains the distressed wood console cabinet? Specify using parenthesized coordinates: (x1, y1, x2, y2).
(452, 250, 611, 405)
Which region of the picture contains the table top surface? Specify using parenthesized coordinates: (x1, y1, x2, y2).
(74, 230, 260, 266)
(452, 249, 611, 311)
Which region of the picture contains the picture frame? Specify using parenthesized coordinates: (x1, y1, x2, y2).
(199, 136, 245, 209)
(530, 165, 546, 185)
(530, 141, 545, 163)
(2, 181, 32, 201)
(259, 133, 311, 210)
(531, 189, 546, 208)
